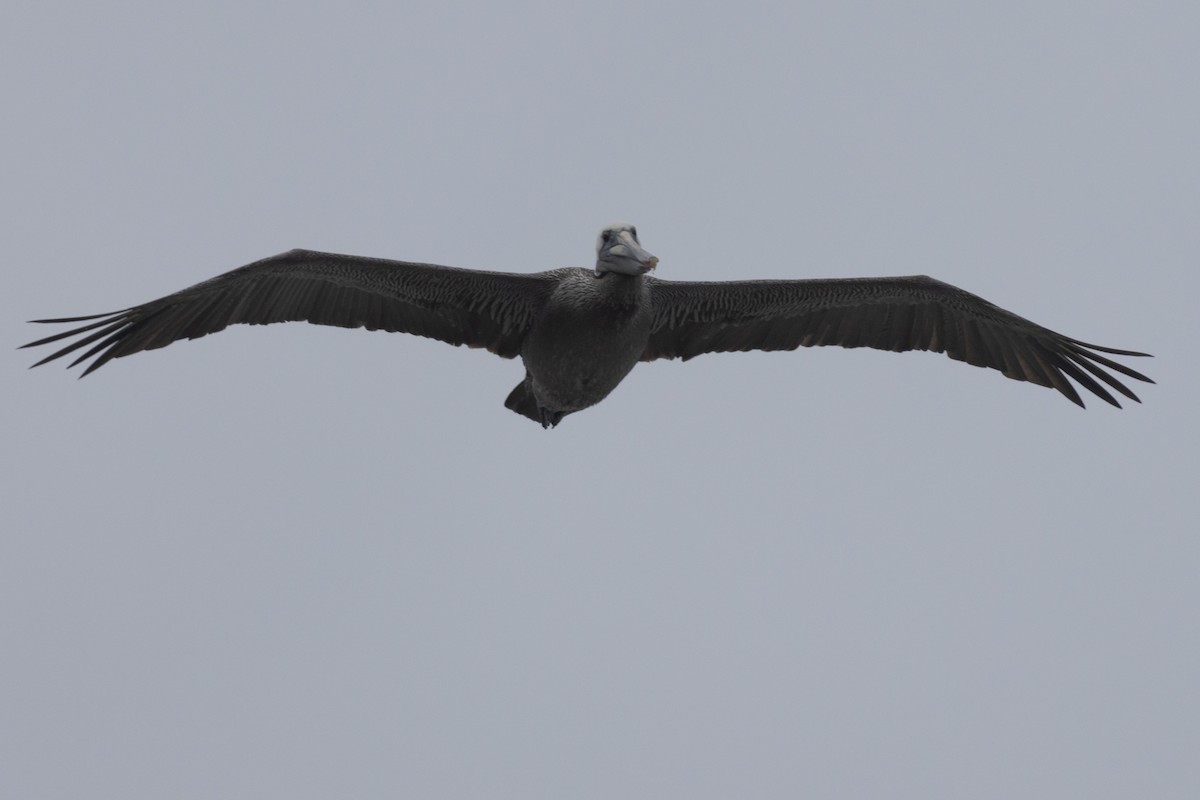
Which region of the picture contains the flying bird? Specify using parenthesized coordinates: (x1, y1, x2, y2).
(23, 223, 1153, 427)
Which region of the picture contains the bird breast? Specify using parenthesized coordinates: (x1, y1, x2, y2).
(520, 273, 653, 411)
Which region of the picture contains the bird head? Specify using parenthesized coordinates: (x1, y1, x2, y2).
(595, 223, 658, 277)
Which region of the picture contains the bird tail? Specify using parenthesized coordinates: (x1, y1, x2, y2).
(505, 378, 564, 429)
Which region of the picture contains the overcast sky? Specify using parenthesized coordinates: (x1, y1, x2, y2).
(3, 2, 1197, 798)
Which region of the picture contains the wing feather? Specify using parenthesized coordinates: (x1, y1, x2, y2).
(24, 249, 561, 375)
(643, 274, 1153, 408)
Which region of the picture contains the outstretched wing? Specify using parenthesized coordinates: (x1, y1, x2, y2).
(642, 274, 1153, 408)
(24, 249, 562, 375)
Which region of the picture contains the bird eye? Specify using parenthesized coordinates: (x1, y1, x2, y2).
(601, 231, 612, 242)
(630, 227, 637, 239)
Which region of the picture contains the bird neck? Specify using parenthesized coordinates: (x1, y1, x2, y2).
(592, 271, 646, 309)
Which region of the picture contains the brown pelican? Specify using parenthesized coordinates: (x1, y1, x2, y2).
(23, 223, 1153, 427)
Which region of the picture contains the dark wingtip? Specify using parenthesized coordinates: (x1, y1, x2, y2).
(19, 334, 53, 350)
(27, 354, 57, 369)
(1064, 337, 1154, 359)
(28, 313, 120, 325)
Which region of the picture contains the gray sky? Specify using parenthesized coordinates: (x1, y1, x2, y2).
(4, 2, 1197, 798)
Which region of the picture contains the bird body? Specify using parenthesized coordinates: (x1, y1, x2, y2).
(23, 223, 1153, 427)
(512, 269, 653, 426)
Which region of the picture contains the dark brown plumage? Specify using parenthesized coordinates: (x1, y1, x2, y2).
(640, 275, 1152, 409)
(23, 225, 1153, 426)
